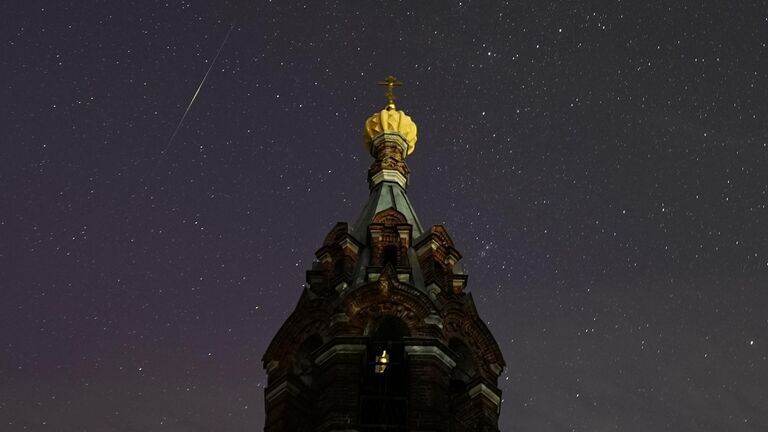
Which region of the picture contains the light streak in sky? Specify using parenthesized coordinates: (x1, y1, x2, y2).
(151, 23, 235, 173)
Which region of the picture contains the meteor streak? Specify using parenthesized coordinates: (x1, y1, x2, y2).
(151, 23, 235, 173)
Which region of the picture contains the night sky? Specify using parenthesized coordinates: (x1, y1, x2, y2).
(2, 1, 767, 431)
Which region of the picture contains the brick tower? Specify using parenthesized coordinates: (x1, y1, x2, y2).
(263, 77, 505, 432)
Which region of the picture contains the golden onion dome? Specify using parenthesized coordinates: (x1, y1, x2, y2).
(363, 107, 418, 156)
(363, 75, 418, 156)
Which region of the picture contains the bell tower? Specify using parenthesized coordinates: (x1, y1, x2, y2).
(263, 77, 505, 432)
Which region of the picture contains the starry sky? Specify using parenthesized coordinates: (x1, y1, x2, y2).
(2, 1, 767, 431)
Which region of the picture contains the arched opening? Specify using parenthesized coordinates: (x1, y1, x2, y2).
(370, 315, 410, 339)
(448, 338, 477, 394)
(360, 316, 410, 431)
(381, 244, 399, 268)
(293, 334, 323, 387)
(334, 259, 346, 278)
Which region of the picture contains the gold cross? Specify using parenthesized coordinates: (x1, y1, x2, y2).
(377, 75, 402, 109)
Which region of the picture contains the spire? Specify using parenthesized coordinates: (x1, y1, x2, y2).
(354, 76, 424, 240)
(363, 76, 418, 190)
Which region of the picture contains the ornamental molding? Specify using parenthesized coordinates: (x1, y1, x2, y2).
(405, 344, 457, 368)
(265, 380, 302, 402)
(370, 169, 408, 188)
(468, 382, 501, 406)
(314, 343, 366, 365)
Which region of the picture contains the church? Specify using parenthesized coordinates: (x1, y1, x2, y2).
(262, 77, 505, 432)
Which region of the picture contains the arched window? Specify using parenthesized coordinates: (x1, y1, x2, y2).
(334, 259, 346, 277)
(360, 316, 410, 431)
(448, 338, 477, 394)
(369, 315, 410, 339)
(293, 334, 323, 387)
(381, 244, 399, 267)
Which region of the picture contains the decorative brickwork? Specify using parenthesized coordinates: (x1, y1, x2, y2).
(367, 135, 411, 189)
(264, 213, 505, 431)
(263, 99, 504, 431)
